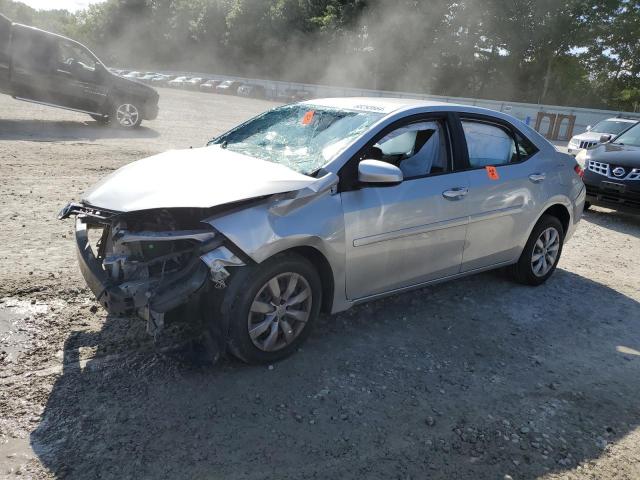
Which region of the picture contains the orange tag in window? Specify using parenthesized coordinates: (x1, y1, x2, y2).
(486, 166, 500, 180)
(301, 110, 315, 125)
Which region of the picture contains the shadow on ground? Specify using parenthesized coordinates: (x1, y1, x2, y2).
(583, 206, 640, 236)
(31, 269, 640, 479)
(0, 119, 159, 141)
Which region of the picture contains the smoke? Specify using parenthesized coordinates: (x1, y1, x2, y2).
(6, 0, 616, 107)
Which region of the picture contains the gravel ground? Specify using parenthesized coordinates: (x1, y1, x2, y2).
(0, 88, 639, 479)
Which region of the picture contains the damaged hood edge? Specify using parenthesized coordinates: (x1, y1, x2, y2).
(82, 146, 319, 212)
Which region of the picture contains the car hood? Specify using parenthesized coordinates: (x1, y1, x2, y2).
(583, 142, 640, 167)
(83, 146, 317, 212)
(109, 72, 158, 100)
(572, 131, 603, 142)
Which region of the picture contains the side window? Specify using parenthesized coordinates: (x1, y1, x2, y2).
(514, 131, 538, 160)
(366, 120, 449, 179)
(461, 121, 516, 167)
(58, 41, 96, 72)
(11, 28, 57, 72)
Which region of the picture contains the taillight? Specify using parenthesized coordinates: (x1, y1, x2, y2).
(574, 164, 584, 178)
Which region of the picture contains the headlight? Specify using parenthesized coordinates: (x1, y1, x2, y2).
(575, 150, 587, 169)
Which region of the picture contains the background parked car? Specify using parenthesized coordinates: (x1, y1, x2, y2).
(138, 72, 160, 82)
(150, 74, 175, 86)
(215, 80, 241, 94)
(168, 76, 189, 88)
(199, 79, 220, 92)
(123, 71, 143, 79)
(577, 121, 640, 213)
(184, 77, 206, 89)
(567, 117, 638, 155)
(0, 15, 158, 128)
(276, 88, 313, 102)
(237, 83, 266, 99)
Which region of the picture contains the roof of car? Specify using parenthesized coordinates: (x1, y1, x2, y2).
(605, 117, 638, 123)
(301, 97, 462, 114)
(299, 97, 556, 154)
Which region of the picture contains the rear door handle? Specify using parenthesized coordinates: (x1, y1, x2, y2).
(529, 173, 546, 183)
(442, 187, 468, 200)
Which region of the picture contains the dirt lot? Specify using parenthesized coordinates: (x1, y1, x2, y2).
(0, 88, 639, 479)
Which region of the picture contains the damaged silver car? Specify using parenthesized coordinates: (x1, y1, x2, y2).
(59, 98, 586, 364)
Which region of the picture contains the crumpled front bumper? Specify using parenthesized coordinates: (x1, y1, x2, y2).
(74, 218, 242, 332)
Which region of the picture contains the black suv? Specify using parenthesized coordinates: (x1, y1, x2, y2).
(0, 14, 158, 128)
(579, 121, 640, 213)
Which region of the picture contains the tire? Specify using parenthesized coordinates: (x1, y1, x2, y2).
(110, 100, 143, 128)
(510, 214, 564, 286)
(584, 201, 591, 211)
(208, 252, 322, 364)
(89, 114, 109, 125)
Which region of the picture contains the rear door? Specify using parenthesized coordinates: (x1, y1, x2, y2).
(0, 15, 11, 92)
(340, 113, 471, 300)
(457, 116, 545, 271)
(9, 25, 60, 103)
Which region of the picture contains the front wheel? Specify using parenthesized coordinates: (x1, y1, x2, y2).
(211, 253, 322, 364)
(110, 101, 143, 128)
(510, 214, 564, 286)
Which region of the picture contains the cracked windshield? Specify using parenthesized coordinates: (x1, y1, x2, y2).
(210, 105, 384, 175)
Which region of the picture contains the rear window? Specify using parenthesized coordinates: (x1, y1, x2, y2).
(11, 27, 57, 72)
(461, 121, 516, 167)
(513, 131, 538, 160)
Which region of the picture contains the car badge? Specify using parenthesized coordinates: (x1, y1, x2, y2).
(612, 167, 625, 177)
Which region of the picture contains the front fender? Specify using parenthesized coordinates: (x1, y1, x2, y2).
(205, 188, 350, 313)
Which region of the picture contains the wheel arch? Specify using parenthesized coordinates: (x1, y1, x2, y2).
(516, 199, 572, 262)
(268, 245, 335, 314)
(539, 202, 571, 236)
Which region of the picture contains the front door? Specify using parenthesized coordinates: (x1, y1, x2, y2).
(341, 115, 470, 300)
(54, 39, 108, 112)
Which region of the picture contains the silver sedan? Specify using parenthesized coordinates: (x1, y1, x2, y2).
(60, 98, 586, 364)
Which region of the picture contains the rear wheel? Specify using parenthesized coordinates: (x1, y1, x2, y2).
(209, 253, 322, 364)
(510, 214, 564, 286)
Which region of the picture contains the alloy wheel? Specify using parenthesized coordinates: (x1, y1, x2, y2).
(247, 272, 312, 352)
(115, 103, 140, 127)
(531, 227, 560, 277)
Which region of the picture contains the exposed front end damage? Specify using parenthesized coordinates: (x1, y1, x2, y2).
(60, 203, 245, 336)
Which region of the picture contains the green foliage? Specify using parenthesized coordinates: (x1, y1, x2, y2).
(1, 0, 638, 110)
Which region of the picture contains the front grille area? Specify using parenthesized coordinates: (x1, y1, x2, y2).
(579, 140, 598, 149)
(626, 168, 640, 180)
(587, 160, 640, 181)
(588, 160, 609, 176)
(586, 184, 640, 209)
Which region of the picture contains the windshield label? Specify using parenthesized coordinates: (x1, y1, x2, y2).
(302, 110, 315, 125)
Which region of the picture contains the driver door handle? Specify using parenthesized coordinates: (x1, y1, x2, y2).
(442, 187, 468, 200)
(529, 173, 546, 183)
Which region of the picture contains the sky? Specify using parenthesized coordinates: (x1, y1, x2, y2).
(18, 0, 106, 12)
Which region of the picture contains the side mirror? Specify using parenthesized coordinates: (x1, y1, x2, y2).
(586, 125, 592, 132)
(358, 159, 403, 184)
(599, 134, 612, 144)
